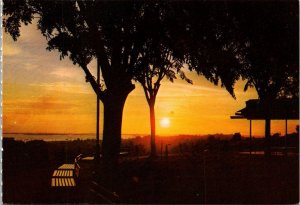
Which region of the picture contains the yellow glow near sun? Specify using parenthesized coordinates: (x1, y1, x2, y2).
(160, 117, 170, 128)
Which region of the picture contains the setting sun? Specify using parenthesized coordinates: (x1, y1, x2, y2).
(160, 117, 170, 128)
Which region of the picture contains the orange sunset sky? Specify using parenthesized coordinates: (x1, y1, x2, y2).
(3, 22, 299, 138)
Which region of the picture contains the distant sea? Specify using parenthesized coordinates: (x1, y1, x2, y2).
(2, 133, 141, 142)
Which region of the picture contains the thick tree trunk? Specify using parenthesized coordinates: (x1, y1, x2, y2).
(99, 94, 127, 191)
(96, 71, 134, 190)
(102, 94, 128, 166)
(149, 100, 157, 158)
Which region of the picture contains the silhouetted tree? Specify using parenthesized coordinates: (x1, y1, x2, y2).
(3, 1, 165, 165)
(6, 1, 296, 163)
(4, 1, 243, 164)
(135, 45, 184, 157)
(231, 133, 242, 142)
(133, 2, 246, 157)
(229, 1, 299, 155)
(169, 2, 244, 99)
(132, 4, 192, 158)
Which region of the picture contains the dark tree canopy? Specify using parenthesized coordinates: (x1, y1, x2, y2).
(131, 3, 193, 157)
(165, 1, 245, 98)
(4, 0, 298, 162)
(3, 1, 246, 162)
(223, 1, 299, 156)
(131, 2, 244, 157)
(4, 1, 160, 162)
(229, 1, 299, 101)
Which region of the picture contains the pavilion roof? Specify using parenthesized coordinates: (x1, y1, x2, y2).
(231, 99, 299, 120)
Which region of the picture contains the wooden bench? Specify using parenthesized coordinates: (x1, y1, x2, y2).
(51, 155, 82, 187)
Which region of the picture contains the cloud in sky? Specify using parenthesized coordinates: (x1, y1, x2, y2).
(4, 96, 80, 115)
(50, 67, 83, 79)
(3, 21, 88, 85)
(3, 41, 22, 56)
(29, 82, 93, 95)
(23, 62, 40, 70)
(159, 82, 226, 97)
(131, 79, 226, 98)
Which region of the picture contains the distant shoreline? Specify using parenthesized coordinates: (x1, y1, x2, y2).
(2, 132, 147, 136)
(3, 133, 94, 135)
(2, 133, 267, 142)
(2, 132, 254, 137)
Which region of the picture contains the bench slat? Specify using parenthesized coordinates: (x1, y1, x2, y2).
(51, 178, 55, 187)
(67, 178, 71, 186)
(70, 178, 75, 186)
(65, 178, 69, 186)
(51, 177, 77, 187)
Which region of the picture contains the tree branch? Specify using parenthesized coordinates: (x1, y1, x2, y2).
(76, 1, 111, 84)
(78, 62, 105, 101)
(141, 83, 151, 105)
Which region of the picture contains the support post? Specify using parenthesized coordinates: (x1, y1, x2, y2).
(250, 120, 252, 155)
(95, 59, 100, 162)
(265, 118, 271, 157)
(285, 119, 287, 155)
(161, 142, 163, 160)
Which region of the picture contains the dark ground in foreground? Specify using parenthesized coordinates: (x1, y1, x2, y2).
(3, 152, 299, 204)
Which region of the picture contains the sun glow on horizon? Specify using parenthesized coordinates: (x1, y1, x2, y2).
(160, 117, 170, 128)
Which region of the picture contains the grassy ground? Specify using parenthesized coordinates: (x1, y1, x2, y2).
(113, 153, 299, 204)
(3, 152, 299, 204)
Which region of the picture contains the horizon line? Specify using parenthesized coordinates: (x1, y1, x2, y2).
(2, 132, 265, 138)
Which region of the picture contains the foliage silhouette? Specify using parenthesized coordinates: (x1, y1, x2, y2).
(4, 0, 298, 161)
(132, 3, 193, 158)
(4, 1, 158, 165)
(229, 1, 299, 155)
(168, 1, 244, 99)
(3, 1, 244, 163)
(132, 2, 251, 157)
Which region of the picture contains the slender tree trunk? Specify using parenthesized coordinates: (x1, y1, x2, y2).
(262, 99, 271, 157)
(149, 100, 157, 158)
(265, 118, 271, 156)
